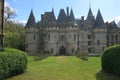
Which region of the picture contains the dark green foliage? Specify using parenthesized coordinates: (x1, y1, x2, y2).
(75, 50, 88, 61)
(38, 29, 46, 53)
(4, 21, 25, 51)
(34, 51, 50, 61)
(101, 45, 120, 76)
(0, 48, 28, 79)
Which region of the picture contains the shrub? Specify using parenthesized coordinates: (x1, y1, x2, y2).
(75, 50, 88, 61)
(101, 45, 120, 76)
(34, 51, 50, 61)
(0, 48, 28, 79)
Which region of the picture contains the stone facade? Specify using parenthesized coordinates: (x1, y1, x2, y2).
(25, 7, 120, 55)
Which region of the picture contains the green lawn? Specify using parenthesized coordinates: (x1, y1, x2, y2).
(8, 56, 120, 80)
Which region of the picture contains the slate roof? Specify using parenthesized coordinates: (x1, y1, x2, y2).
(26, 10, 36, 28)
(69, 9, 75, 21)
(86, 8, 95, 21)
(94, 9, 104, 27)
(57, 9, 67, 22)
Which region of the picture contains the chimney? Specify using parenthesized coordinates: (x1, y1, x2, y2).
(66, 7, 69, 16)
(81, 16, 84, 21)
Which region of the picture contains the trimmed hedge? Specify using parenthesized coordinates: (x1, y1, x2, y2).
(101, 45, 120, 76)
(0, 48, 28, 79)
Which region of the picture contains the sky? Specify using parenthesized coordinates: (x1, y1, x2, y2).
(5, 0, 120, 24)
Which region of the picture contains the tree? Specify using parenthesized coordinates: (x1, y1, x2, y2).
(4, 21, 25, 51)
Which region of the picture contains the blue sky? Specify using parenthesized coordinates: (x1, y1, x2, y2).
(6, 0, 120, 24)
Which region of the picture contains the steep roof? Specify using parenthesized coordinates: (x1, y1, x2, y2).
(108, 21, 119, 29)
(51, 8, 56, 21)
(69, 8, 75, 21)
(86, 8, 95, 21)
(26, 10, 36, 28)
(57, 9, 67, 22)
(94, 9, 104, 27)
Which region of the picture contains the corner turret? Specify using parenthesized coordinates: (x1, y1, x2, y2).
(86, 7, 95, 25)
(94, 9, 104, 27)
(26, 9, 36, 28)
(69, 8, 75, 21)
(57, 9, 67, 22)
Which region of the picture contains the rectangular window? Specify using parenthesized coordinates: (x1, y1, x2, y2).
(97, 40, 100, 45)
(88, 41, 91, 46)
(88, 34, 91, 39)
(88, 48, 91, 53)
(26, 44, 28, 49)
(34, 34, 36, 40)
(48, 34, 50, 41)
(61, 35, 64, 41)
(51, 48, 53, 53)
(74, 34, 76, 41)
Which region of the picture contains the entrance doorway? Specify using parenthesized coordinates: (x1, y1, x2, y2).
(59, 46, 66, 55)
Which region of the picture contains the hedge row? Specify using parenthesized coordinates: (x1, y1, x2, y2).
(0, 48, 28, 79)
(101, 45, 120, 76)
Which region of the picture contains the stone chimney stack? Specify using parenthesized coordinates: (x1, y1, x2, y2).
(66, 7, 69, 16)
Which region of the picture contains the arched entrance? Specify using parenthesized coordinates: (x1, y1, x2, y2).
(59, 46, 66, 55)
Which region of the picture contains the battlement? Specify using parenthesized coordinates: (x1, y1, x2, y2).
(93, 28, 107, 32)
(46, 26, 79, 31)
(25, 27, 38, 32)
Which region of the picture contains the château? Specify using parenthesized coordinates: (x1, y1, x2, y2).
(25, 7, 120, 55)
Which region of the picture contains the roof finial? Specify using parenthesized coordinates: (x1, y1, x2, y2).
(52, 6, 54, 13)
(89, 3, 91, 9)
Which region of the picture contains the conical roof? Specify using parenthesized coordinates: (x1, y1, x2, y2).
(51, 8, 56, 21)
(109, 21, 118, 29)
(69, 8, 75, 21)
(86, 8, 95, 21)
(57, 9, 67, 21)
(26, 10, 36, 28)
(94, 9, 104, 27)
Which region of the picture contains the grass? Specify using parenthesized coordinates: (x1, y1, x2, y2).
(8, 56, 120, 80)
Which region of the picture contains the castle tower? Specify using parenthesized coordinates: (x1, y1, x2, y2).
(93, 9, 107, 53)
(69, 8, 75, 21)
(57, 9, 67, 22)
(26, 9, 36, 28)
(94, 9, 104, 27)
(86, 7, 95, 25)
(25, 9, 38, 55)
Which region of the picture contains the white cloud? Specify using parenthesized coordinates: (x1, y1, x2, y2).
(12, 20, 27, 26)
(4, 2, 17, 14)
(115, 16, 120, 24)
(19, 20, 27, 24)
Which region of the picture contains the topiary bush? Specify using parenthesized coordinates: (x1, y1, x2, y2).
(0, 48, 28, 79)
(101, 45, 120, 76)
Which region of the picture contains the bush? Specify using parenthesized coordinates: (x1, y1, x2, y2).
(101, 45, 120, 76)
(34, 51, 50, 61)
(0, 48, 28, 79)
(75, 50, 88, 61)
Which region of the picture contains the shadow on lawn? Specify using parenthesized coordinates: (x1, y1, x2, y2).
(96, 70, 120, 80)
